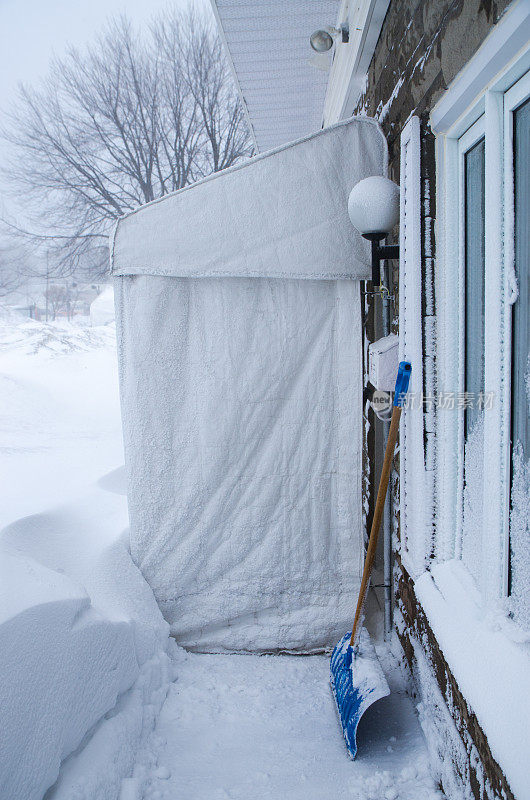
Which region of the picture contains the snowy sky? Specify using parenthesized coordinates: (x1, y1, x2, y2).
(0, 0, 208, 114)
(0, 0, 209, 234)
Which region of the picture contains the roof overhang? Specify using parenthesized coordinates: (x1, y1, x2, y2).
(322, 0, 390, 125)
(210, 0, 340, 152)
(210, 0, 389, 151)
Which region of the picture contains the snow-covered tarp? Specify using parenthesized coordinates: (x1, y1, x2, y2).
(111, 117, 386, 653)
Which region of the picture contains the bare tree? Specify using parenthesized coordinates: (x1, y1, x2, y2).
(1, 8, 251, 281)
(44, 284, 69, 320)
(0, 241, 27, 296)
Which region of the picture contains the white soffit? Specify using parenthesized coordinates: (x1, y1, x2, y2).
(210, 0, 341, 152)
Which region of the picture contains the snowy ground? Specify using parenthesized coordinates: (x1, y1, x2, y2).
(130, 646, 441, 800)
(0, 313, 123, 529)
(0, 311, 440, 800)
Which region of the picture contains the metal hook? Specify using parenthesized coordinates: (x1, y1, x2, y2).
(379, 284, 394, 301)
(361, 284, 395, 301)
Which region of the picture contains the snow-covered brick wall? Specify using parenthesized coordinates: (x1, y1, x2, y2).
(412, 632, 476, 800)
(395, 586, 520, 800)
(355, 2, 517, 799)
(415, 561, 530, 800)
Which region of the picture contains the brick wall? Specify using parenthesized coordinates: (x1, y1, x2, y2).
(355, 2, 514, 798)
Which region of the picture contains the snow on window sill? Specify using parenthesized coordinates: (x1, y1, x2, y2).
(414, 559, 530, 800)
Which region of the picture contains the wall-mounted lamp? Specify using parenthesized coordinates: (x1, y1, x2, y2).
(347, 176, 400, 287)
(309, 24, 349, 53)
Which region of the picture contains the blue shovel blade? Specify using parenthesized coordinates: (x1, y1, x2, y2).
(330, 628, 390, 759)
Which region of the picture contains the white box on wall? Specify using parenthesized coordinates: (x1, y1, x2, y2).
(368, 333, 399, 391)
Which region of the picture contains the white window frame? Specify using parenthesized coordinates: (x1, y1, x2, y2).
(503, 71, 530, 595)
(431, 1, 530, 603)
(399, 115, 434, 578)
(453, 115, 486, 562)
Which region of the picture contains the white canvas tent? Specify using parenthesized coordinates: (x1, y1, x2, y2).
(111, 117, 386, 652)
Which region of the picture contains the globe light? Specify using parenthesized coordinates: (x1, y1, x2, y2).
(347, 176, 400, 238)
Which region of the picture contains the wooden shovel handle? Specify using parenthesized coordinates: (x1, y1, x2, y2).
(350, 404, 402, 647)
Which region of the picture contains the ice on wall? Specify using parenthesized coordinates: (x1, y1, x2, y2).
(413, 641, 475, 800)
(461, 405, 529, 631)
(508, 443, 530, 631)
(461, 416, 484, 592)
(508, 356, 530, 630)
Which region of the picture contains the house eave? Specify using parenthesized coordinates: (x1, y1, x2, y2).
(208, 0, 259, 152)
(323, 0, 390, 125)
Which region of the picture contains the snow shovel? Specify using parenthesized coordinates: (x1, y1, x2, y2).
(330, 360, 412, 759)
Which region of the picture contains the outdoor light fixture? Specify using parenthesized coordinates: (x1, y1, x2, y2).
(347, 176, 400, 287)
(309, 24, 349, 53)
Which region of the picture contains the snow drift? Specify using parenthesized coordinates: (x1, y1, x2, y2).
(90, 285, 115, 326)
(111, 117, 387, 652)
(0, 317, 174, 800)
(0, 488, 174, 800)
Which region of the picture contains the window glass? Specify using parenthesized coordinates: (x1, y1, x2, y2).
(512, 97, 529, 461)
(461, 136, 486, 587)
(509, 96, 529, 627)
(464, 138, 486, 437)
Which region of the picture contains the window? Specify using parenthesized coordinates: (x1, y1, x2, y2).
(463, 135, 486, 439)
(505, 76, 530, 626)
(433, 41, 529, 619)
(511, 96, 529, 463)
(458, 119, 487, 587)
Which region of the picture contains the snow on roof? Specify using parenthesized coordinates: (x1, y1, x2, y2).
(210, 0, 341, 152)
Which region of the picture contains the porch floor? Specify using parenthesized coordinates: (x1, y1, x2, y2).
(130, 639, 441, 800)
